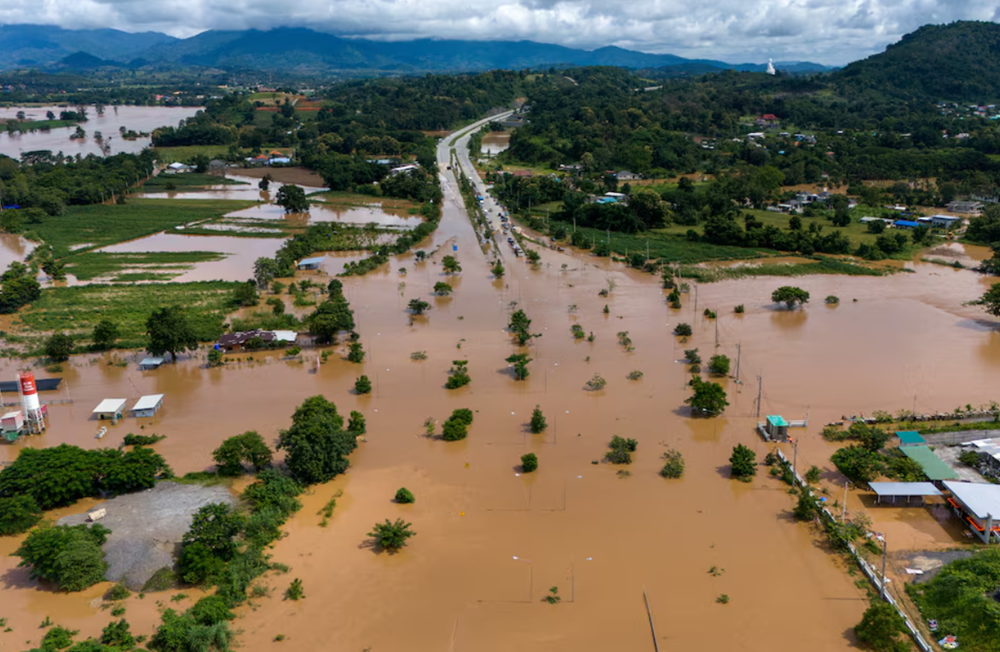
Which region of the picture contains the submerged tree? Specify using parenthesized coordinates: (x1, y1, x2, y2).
(729, 444, 757, 481)
(368, 518, 416, 553)
(146, 306, 198, 362)
(506, 352, 532, 380)
(771, 286, 810, 309)
(275, 184, 309, 213)
(529, 405, 547, 434)
(686, 377, 728, 415)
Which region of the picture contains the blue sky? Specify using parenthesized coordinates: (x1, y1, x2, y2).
(2, 0, 998, 64)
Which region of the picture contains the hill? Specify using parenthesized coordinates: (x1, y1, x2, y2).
(834, 21, 1000, 101)
(0, 24, 829, 75)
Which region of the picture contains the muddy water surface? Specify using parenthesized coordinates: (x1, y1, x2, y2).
(481, 131, 511, 155)
(0, 106, 199, 160)
(2, 166, 1000, 649)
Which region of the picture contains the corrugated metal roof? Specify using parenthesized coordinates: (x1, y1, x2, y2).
(93, 398, 127, 414)
(870, 482, 942, 497)
(896, 431, 926, 445)
(901, 446, 958, 481)
(297, 257, 325, 266)
(132, 394, 164, 412)
(767, 415, 788, 427)
(943, 480, 1000, 519)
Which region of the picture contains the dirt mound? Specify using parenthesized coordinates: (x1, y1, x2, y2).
(58, 481, 236, 590)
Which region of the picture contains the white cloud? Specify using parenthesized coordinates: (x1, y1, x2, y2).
(1, 0, 998, 64)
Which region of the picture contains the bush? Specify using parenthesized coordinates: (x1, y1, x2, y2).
(285, 578, 305, 601)
(347, 342, 365, 363)
(123, 433, 166, 446)
(585, 373, 607, 390)
(854, 600, 909, 652)
(207, 348, 224, 367)
(734, 304, 745, 314)
(660, 449, 684, 478)
(368, 518, 415, 553)
(445, 360, 471, 389)
(0, 494, 42, 535)
(521, 453, 538, 472)
(825, 295, 840, 304)
(354, 375, 372, 394)
(606, 436, 637, 464)
(610, 436, 638, 452)
(684, 348, 701, 364)
(792, 487, 820, 521)
(348, 411, 366, 435)
(530, 406, 547, 433)
(44, 332, 74, 362)
(100, 619, 135, 648)
(450, 408, 474, 426)
(674, 323, 692, 336)
(729, 444, 756, 481)
(212, 431, 273, 476)
(14, 524, 111, 591)
(606, 448, 632, 464)
(959, 450, 983, 467)
(441, 419, 468, 441)
(187, 595, 235, 625)
(394, 487, 415, 504)
(433, 282, 453, 296)
(627, 370, 644, 380)
(805, 465, 821, 484)
(107, 583, 132, 601)
(92, 319, 120, 350)
(708, 355, 730, 376)
(408, 298, 431, 315)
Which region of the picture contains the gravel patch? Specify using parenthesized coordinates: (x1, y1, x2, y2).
(932, 445, 989, 483)
(58, 481, 236, 590)
(895, 549, 976, 584)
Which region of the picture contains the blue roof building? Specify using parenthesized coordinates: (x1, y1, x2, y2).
(894, 220, 920, 229)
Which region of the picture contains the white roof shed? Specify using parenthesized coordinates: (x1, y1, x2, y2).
(93, 398, 127, 418)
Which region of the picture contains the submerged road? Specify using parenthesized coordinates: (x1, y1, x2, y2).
(437, 110, 515, 255)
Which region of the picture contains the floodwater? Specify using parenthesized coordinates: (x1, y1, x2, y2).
(93, 233, 285, 283)
(2, 152, 1000, 650)
(137, 173, 327, 202)
(0, 106, 200, 160)
(224, 201, 422, 228)
(481, 132, 511, 155)
(0, 232, 35, 271)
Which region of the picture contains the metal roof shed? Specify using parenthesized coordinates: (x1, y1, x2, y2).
(895, 431, 926, 446)
(942, 480, 1000, 542)
(132, 394, 164, 418)
(901, 445, 958, 481)
(869, 482, 942, 504)
(139, 357, 165, 371)
(296, 257, 324, 270)
(93, 398, 127, 420)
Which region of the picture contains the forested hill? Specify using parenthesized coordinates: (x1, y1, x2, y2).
(834, 21, 1000, 101)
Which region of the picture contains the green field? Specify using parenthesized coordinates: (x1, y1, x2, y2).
(65, 251, 229, 281)
(11, 281, 241, 351)
(151, 146, 233, 163)
(34, 198, 256, 257)
(9, 119, 77, 131)
(560, 223, 775, 264)
(144, 173, 248, 189)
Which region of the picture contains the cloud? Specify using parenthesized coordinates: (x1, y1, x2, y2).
(0, 0, 998, 64)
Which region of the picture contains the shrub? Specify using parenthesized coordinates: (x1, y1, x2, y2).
(442, 420, 468, 441)
(187, 595, 235, 625)
(506, 352, 532, 380)
(207, 348, 224, 367)
(684, 348, 701, 364)
(368, 518, 415, 553)
(854, 600, 909, 652)
(446, 360, 471, 389)
(450, 408, 474, 426)
(0, 494, 42, 535)
(521, 453, 538, 473)
(285, 578, 305, 601)
(100, 619, 134, 648)
(734, 304, 745, 314)
(123, 433, 166, 446)
(107, 583, 132, 601)
(729, 444, 757, 481)
(703, 309, 716, 319)
(571, 324, 585, 339)
(44, 332, 74, 362)
(354, 375, 372, 394)
(708, 355, 730, 376)
(408, 298, 431, 315)
(610, 436, 638, 452)
(530, 406, 547, 433)
(433, 282, 452, 296)
(606, 436, 637, 464)
(674, 323, 692, 336)
(660, 449, 685, 478)
(606, 449, 632, 464)
(347, 342, 365, 363)
(805, 465, 822, 484)
(395, 488, 415, 504)
(585, 373, 607, 390)
(212, 431, 273, 476)
(14, 524, 111, 592)
(348, 411, 366, 435)
(792, 487, 820, 521)
(410, 351, 427, 361)
(959, 450, 983, 467)
(825, 295, 840, 305)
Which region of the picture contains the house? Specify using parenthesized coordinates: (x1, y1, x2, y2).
(747, 132, 766, 140)
(615, 170, 641, 181)
(132, 394, 164, 418)
(268, 157, 292, 165)
(929, 214, 963, 229)
(942, 480, 1000, 543)
(860, 217, 893, 225)
(139, 356, 165, 371)
(165, 162, 191, 173)
(893, 220, 921, 229)
(217, 329, 298, 352)
(756, 114, 780, 127)
(93, 398, 127, 421)
(947, 200, 984, 214)
(296, 256, 324, 271)
(389, 164, 420, 176)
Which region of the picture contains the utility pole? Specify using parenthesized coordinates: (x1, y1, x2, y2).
(735, 343, 741, 383)
(843, 480, 849, 523)
(791, 436, 798, 481)
(714, 319, 719, 348)
(756, 375, 762, 419)
(693, 285, 698, 314)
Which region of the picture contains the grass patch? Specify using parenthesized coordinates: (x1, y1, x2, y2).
(143, 173, 248, 189)
(150, 146, 233, 164)
(676, 256, 887, 282)
(8, 119, 78, 131)
(311, 191, 417, 211)
(167, 471, 230, 486)
(141, 567, 177, 593)
(908, 419, 1000, 435)
(568, 224, 774, 264)
(65, 251, 229, 281)
(13, 281, 242, 350)
(35, 198, 256, 257)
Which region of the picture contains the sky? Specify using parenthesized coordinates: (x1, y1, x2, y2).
(3, 0, 1000, 64)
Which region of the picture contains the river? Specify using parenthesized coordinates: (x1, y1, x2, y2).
(0, 119, 998, 650)
(0, 105, 200, 160)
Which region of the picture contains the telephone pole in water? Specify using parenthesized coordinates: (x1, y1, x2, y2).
(734, 343, 741, 383)
(756, 375, 763, 419)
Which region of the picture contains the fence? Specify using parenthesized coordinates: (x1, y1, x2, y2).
(772, 447, 933, 652)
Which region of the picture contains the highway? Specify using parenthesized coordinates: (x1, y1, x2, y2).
(436, 110, 515, 256)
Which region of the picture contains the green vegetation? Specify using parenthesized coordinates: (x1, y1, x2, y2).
(674, 323, 692, 336)
(0, 494, 42, 535)
(585, 373, 607, 391)
(708, 354, 730, 376)
(367, 518, 415, 553)
(285, 578, 305, 601)
(530, 406, 547, 434)
(442, 255, 461, 275)
(446, 360, 471, 389)
(408, 298, 431, 315)
(442, 408, 474, 441)
(14, 523, 111, 591)
(729, 444, 757, 481)
(144, 172, 247, 189)
(277, 396, 358, 485)
(433, 282, 453, 296)
(606, 436, 638, 465)
(772, 286, 810, 309)
(123, 433, 166, 446)
(853, 599, 911, 652)
(34, 198, 254, 257)
(212, 431, 273, 476)
(521, 453, 538, 473)
(354, 375, 372, 394)
(660, 449, 685, 479)
(13, 281, 240, 351)
(506, 352, 532, 380)
(686, 377, 729, 415)
(66, 251, 228, 282)
(394, 488, 415, 504)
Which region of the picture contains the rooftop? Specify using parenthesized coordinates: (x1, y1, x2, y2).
(93, 398, 127, 414)
(133, 394, 164, 412)
(895, 431, 927, 446)
(901, 445, 958, 481)
(767, 415, 788, 427)
(869, 482, 942, 497)
(943, 480, 1000, 519)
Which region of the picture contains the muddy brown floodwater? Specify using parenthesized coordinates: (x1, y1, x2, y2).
(1, 164, 999, 650)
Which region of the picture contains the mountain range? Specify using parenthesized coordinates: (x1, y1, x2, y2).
(0, 24, 830, 75)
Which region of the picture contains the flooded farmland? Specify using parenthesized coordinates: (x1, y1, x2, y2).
(481, 131, 511, 155)
(1, 159, 999, 651)
(0, 106, 200, 160)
